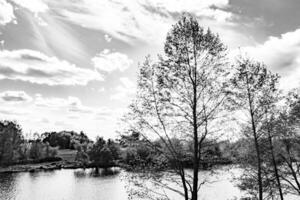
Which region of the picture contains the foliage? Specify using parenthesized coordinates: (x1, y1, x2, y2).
(29, 140, 58, 160)
(231, 56, 281, 200)
(88, 137, 120, 167)
(75, 142, 90, 165)
(0, 121, 59, 165)
(272, 91, 300, 195)
(124, 14, 230, 200)
(42, 131, 91, 149)
(0, 121, 23, 165)
(120, 132, 168, 171)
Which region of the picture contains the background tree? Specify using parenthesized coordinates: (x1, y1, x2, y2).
(0, 121, 23, 165)
(88, 137, 120, 173)
(125, 14, 230, 200)
(231, 56, 282, 199)
(88, 137, 106, 167)
(274, 91, 300, 196)
(42, 131, 91, 149)
(29, 140, 44, 160)
(75, 142, 90, 167)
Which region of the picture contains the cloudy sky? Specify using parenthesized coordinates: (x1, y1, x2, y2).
(0, 0, 299, 139)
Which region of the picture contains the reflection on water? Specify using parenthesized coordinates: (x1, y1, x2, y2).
(1, 166, 293, 200)
(73, 168, 120, 178)
(0, 173, 18, 200)
(0, 168, 128, 200)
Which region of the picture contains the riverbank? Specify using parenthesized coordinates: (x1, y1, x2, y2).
(0, 160, 233, 174)
(0, 149, 91, 173)
(0, 161, 87, 173)
(0, 148, 233, 173)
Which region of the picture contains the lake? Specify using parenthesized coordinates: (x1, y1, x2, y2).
(0, 166, 295, 200)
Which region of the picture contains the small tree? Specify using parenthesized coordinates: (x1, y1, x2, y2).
(29, 141, 44, 160)
(88, 137, 119, 173)
(89, 137, 106, 164)
(107, 139, 120, 161)
(75, 143, 90, 167)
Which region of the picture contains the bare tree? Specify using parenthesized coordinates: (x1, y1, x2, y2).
(260, 80, 284, 200)
(124, 14, 230, 200)
(264, 114, 285, 200)
(231, 57, 280, 200)
(274, 91, 300, 196)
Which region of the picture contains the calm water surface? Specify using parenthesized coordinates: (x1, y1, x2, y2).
(0, 166, 289, 200)
(0, 168, 127, 200)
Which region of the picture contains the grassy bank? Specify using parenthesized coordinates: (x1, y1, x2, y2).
(0, 149, 79, 173)
(0, 149, 121, 173)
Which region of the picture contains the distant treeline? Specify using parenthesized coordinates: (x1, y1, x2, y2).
(42, 131, 92, 150)
(2, 119, 300, 179)
(0, 121, 58, 165)
(0, 120, 237, 168)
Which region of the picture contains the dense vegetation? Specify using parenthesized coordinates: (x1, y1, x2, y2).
(0, 121, 58, 165)
(0, 120, 239, 168)
(42, 131, 92, 149)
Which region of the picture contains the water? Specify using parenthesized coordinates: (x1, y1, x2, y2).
(0, 166, 291, 200)
(0, 169, 128, 200)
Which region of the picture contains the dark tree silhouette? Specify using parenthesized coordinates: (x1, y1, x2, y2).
(0, 121, 23, 165)
(88, 137, 120, 173)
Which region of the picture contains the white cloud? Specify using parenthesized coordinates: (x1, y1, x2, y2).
(0, 49, 103, 85)
(67, 97, 93, 113)
(111, 77, 136, 101)
(33, 95, 126, 138)
(0, 107, 28, 116)
(0, 90, 32, 102)
(34, 95, 123, 120)
(240, 29, 300, 91)
(199, 8, 233, 22)
(0, 40, 5, 49)
(143, 0, 229, 13)
(92, 49, 133, 73)
(11, 0, 48, 14)
(98, 88, 105, 92)
(46, 0, 232, 44)
(35, 94, 92, 114)
(120, 77, 135, 88)
(104, 34, 112, 42)
(0, 92, 128, 139)
(0, 0, 48, 26)
(35, 94, 70, 108)
(0, 0, 15, 25)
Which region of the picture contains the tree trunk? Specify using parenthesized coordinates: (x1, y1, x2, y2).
(192, 124, 199, 200)
(192, 88, 199, 200)
(267, 129, 284, 200)
(285, 145, 300, 192)
(249, 105, 263, 198)
(179, 169, 189, 200)
(246, 74, 263, 200)
(253, 133, 263, 200)
(191, 31, 199, 200)
(95, 167, 99, 174)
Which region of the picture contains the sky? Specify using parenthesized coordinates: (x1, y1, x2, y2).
(0, 0, 300, 139)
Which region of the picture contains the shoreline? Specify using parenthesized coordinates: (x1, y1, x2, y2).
(0, 161, 96, 174)
(0, 161, 234, 174)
